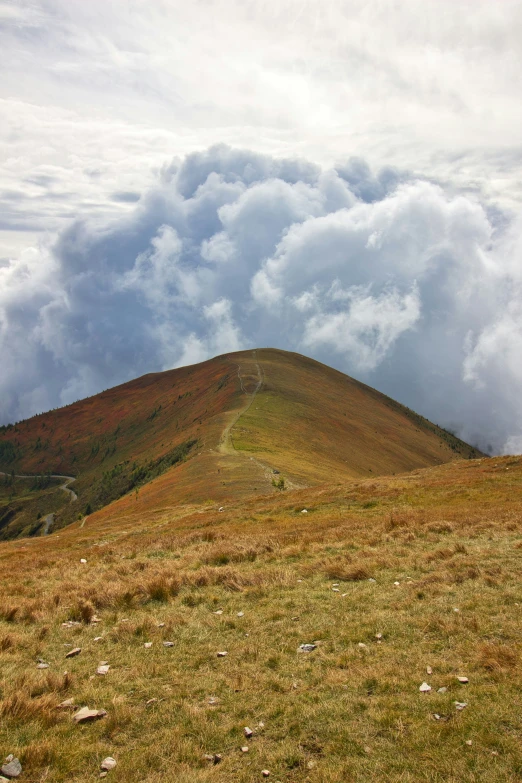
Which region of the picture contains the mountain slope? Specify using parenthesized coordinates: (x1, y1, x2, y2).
(0, 348, 480, 537)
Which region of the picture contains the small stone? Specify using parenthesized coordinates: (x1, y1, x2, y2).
(342, 593, 348, 597)
(257, 722, 265, 729)
(465, 740, 472, 746)
(455, 702, 468, 711)
(144, 642, 153, 648)
(163, 641, 174, 648)
(301, 509, 308, 513)
(298, 643, 316, 653)
(368, 578, 376, 582)
(0, 758, 22, 778)
(208, 696, 219, 705)
(57, 698, 75, 709)
(99, 773, 107, 779)
(394, 581, 400, 586)
(94, 636, 103, 642)
(237, 611, 244, 617)
(426, 666, 433, 675)
(244, 727, 254, 738)
(97, 664, 110, 675)
(73, 707, 107, 724)
(80, 559, 87, 564)
(213, 610, 223, 615)
(332, 588, 340, 592)
(217, 650, 228, 657)
(332, 583, 339, 587)
(375, 633, 383, 640)
(91, 616, 102, 623)
(36, 663, 49, 669)
(262, 770, 270, 777)
(157, 622, 165, 627)
(218, 507, 224, 512)
(241, 746, 249, 753)
(100, 757, 117, 771)
(457, 676, 469, 684)
(204, 754, 222, 764)
(419, 682, 432, 693)
(453, 608, 460, 613)
(358, 642, 367, 649)
(438, 687, 447, 693)
(145, 698, 158, 706)
(65, 647, 82, 658)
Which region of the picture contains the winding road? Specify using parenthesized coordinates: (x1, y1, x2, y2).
(0, 472, 77, 535)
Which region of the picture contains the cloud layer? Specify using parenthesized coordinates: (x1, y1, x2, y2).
(1, 144, 521, 454)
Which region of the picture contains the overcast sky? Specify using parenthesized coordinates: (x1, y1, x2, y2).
(1, 0, 522, 454)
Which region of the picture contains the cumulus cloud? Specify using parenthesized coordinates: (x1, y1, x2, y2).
(1, 144, 521, 454)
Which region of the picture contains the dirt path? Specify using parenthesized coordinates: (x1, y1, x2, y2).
(218, 351, 264, 456)
(0, 471, 77, 535)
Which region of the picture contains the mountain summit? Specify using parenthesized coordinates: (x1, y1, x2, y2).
(0, 348, 478, 538)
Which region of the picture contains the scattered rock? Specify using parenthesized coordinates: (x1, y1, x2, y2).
(237, 611, 244, 617)
(100, 757, 117, 771)
(217, 651, 228, 657)
(94, 636, 103, 642)
(393, 581, 400, 586)
(457, 676, 469, 684)
(144, 642, 153, 649)
(163, 641, 174, 648)
(375, 633, 383, 640)
(157, 622, 165, 628)
(258, 722, 265, 729)
(298, 643, 316, 653)
(73, 707, 107, 724)
(301, 509, 308, 513)
(244, 727, 254, 738)
(99, 773, 107, 779)
(261, 770, 270, 777)
(332, 583, 339, 586)
(65, 647, 82, 658)
(36, 662, 49, 669)
(1, 758, 22, 779)
(454, 702, 468, 711)
(241, 746, 249, 753)
(97, 664, 110, 675)
(332, 588, 340, 593)
(426, 666, 433, 675)
(218, 507, 224, 512)
(465, 740, 472, 746)
(80, 559, 87, 564)
(419, 682, 432, 693)
(208, 696, 219, 705)
(145, 698, 158, 707)
(437, 687, 447, 694)
(357, 642, 368, 649)
(453, 608, 460, 613)
(91, 616, 102, 624)
(368, 578, 376, 583)
(213, 610, 223, 615)
(432, 713, 450, 722)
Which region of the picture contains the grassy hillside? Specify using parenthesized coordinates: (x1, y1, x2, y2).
(0, 349, 480, 538)
(0, 455, 520, 782)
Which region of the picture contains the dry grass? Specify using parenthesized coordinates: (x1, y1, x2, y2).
(0, 455, 521, 782)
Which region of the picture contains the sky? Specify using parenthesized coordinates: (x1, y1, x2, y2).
(1, 0, 522, 454)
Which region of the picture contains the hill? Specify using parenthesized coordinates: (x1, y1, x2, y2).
(0, 349, 480, 538)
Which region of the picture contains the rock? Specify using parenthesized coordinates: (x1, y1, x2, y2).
(375, 633, 383, 640)
(393, 581, 400, 586)
(454, 702, 468, 711)
(437, 687, 447, 693)
(218, 507, 224, 512)
(244, 727, 253, 738)
(301, 509, 308, 513)
(241, 746, 249, 753)
(457, 676, 469, 684)
(419, 682, 432, 693)
(426, 666, 433, 675)
(157, 622, 165, 628)
(368, 578, 376, 583)
(298, 643, 316, 653)
(145, 698, 158, 706)
(57, 698, 75, 709)
(213, 610, 223, 615)
(204, 754, 222, 764)
(237, 611, 244, 617)
(208, 696, 219, 705)
(332, 588, 340, 593)
(80, 559, 87, 564)
(65, 647, 82, 658)
(72, 707, 108, 724)
(0, 758, 22, 778)
(258, 722, 265, 729)
(217, 651, 228, 657)
(99, 773, 107, 779)
(163, 641, 174, 648)
(97, 664, 110, 675)
(94, 636, 103, 642)
(144, 642, 153, 648)
(262, 770, 270, 777)
(36, 662, 49, 669)
(91, 616, 102, 623)
(100, 757, 117, 771)
(358, 642, 368, 649)
(465, 740, 472, 746)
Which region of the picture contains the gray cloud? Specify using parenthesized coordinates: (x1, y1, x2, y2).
(0, 145, 521, 455)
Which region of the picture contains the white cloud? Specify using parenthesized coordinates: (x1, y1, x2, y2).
(0, 145, 521, 455)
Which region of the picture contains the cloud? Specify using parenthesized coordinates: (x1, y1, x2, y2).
(0, 144, 521, 456)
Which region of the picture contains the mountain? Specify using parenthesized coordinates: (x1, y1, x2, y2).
(0, 348, 479, 538)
